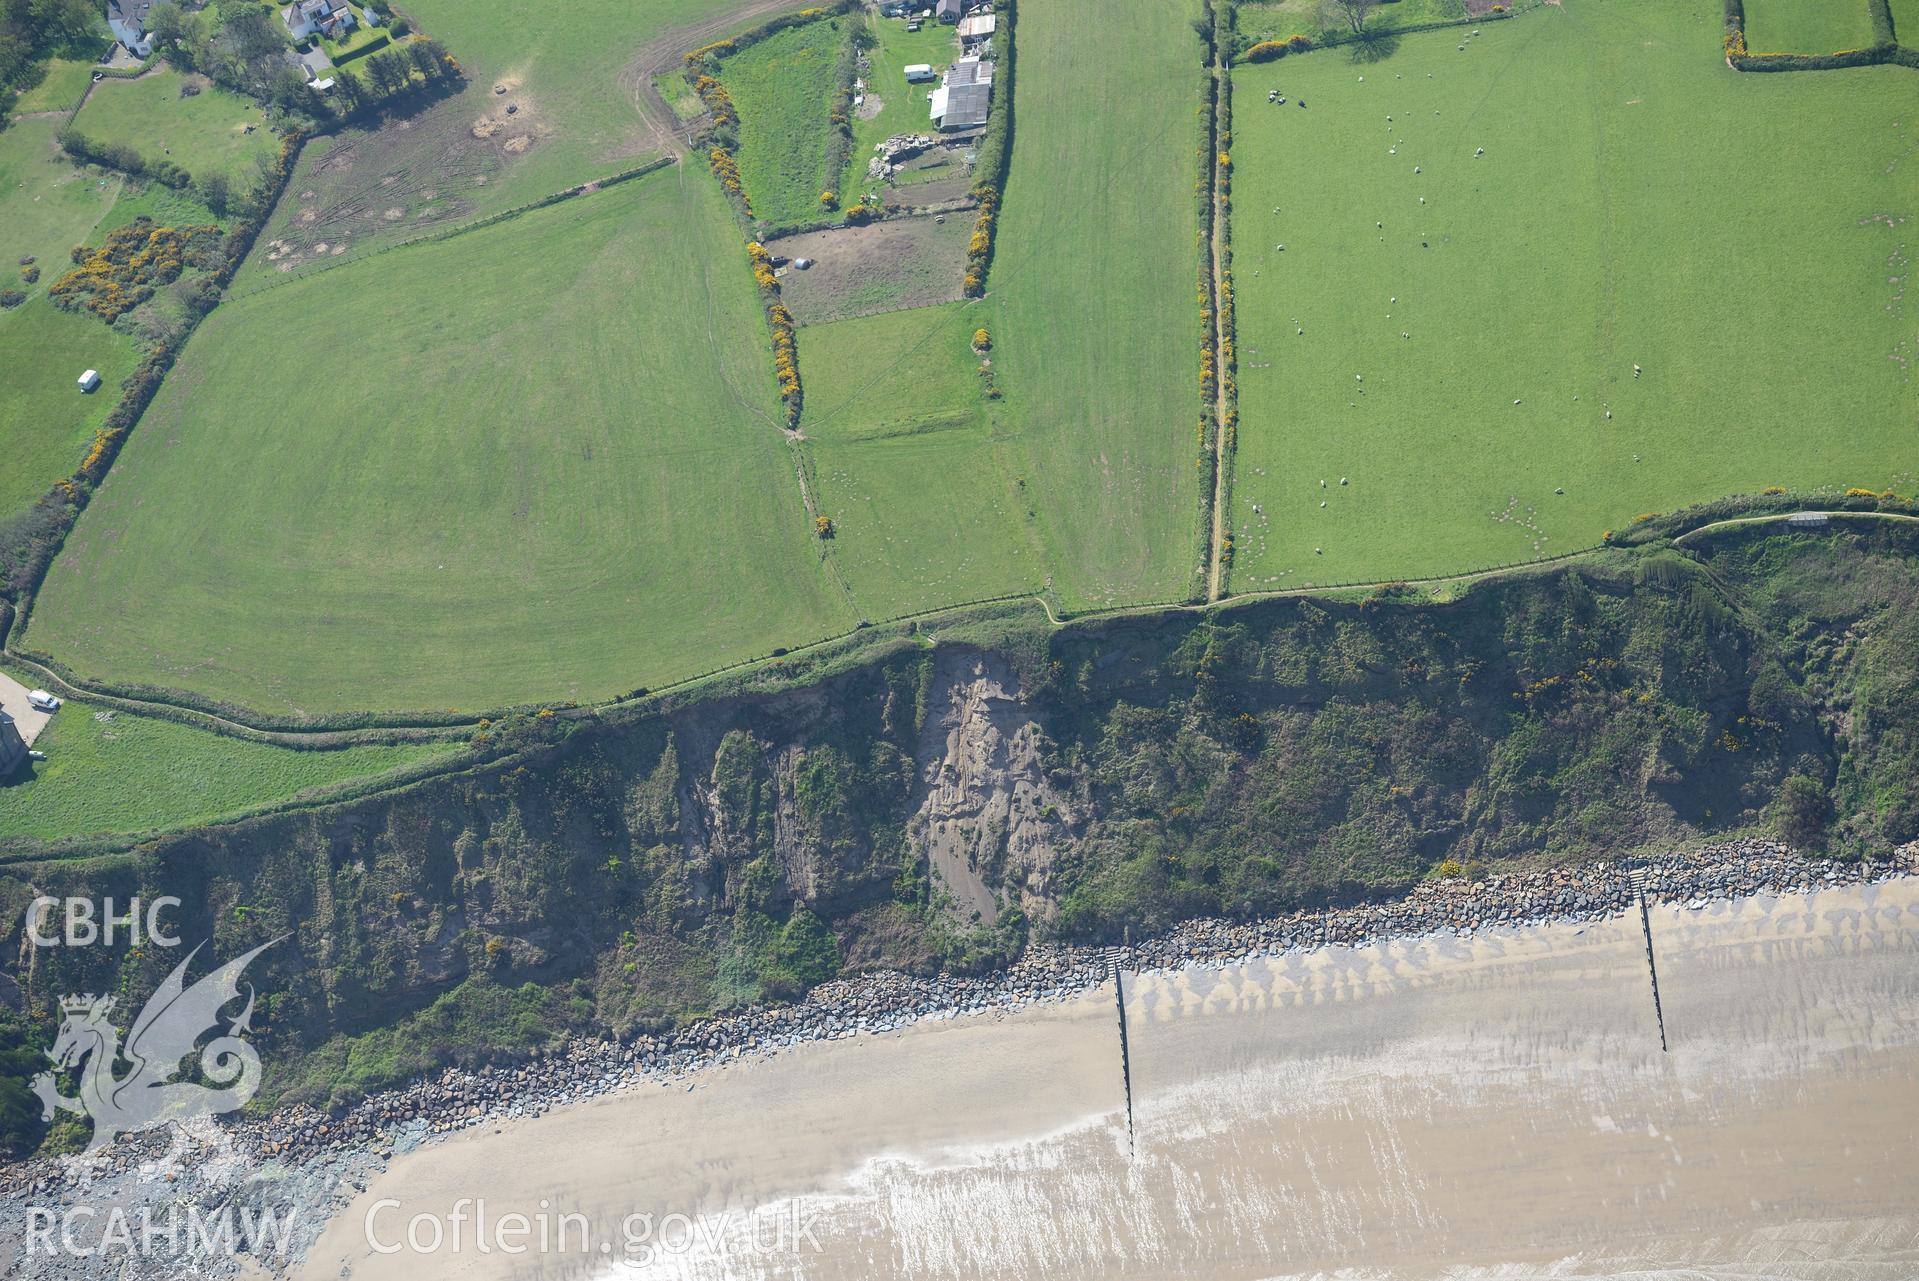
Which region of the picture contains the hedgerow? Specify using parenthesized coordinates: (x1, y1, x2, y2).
(961, 0, 1015, 296)
(821, 13, 870, 208)
(747, 241, 803, 426)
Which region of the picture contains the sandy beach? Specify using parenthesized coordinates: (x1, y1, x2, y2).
(295, 880, 1919, 1281)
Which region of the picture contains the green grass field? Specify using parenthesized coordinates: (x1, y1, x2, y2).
(978, 0, 1205, 609)
(720, 17, 847, 224)
(0, 116, 122, 294)
(0, 300, 141, 518)
(26, 170, 855, 715)
(11, 57, 97, 115)
(1739, 0, 1876, 52)
(69, 69, 275, 189)
(801, 303, 1038, 611)
(1892, 0, 1919, 42)
(0, 685, 452, 843)
(0, 117, 141, 521)
(1227, 0, 1916, 591)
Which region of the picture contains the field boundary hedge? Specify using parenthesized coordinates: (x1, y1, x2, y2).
(961, 0, 1014, 296)
(1213, 0, 1240, 599)
(1723, 0, 1919, 69)
(1193, 22, 1220, 603)
(820, 12, 868, 209)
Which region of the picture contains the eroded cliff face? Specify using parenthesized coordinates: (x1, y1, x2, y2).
(911, 651, 1074, 927)
(3, 526, 1917, 1121)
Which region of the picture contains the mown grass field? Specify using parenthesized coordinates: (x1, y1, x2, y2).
(0, 684, 452, 843)
(1227, 0, 1916, 590)
(0, 117, 140, 521)
(11, 57, 97, 115)
(69, 69, 275, 188)
(801, 302, 1037, 611)
(1739, 0, 1876, 52)
(26, 170, 854, 715)
(978, 0, 1205, 609)
(719, 17, 847, 225)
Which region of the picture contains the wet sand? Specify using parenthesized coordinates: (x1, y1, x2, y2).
(295, 881, 1919, 1280)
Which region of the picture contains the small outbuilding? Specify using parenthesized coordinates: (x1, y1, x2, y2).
(77, 369, 101, 393)
(1786, 511, 1830, 530)
(957, 13, 996, 38)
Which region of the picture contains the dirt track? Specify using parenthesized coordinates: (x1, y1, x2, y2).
(616, 0, 824, 159)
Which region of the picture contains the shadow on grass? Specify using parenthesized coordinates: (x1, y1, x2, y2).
(1347, 32, 1404, 62)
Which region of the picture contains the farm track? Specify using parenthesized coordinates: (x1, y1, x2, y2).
(617, 0, 824, 159)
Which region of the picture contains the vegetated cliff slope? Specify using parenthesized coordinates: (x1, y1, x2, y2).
(0, 525, 1914, 1136)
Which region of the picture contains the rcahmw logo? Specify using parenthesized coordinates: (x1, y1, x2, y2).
(24, 1203, 300, 1261)
(32, 936, 286, 1151)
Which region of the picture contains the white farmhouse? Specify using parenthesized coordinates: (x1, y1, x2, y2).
(284, 0, 357, 42)
(107, 0, 154, 57)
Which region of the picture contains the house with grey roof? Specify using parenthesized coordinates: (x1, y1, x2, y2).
(107, 0, 154, 56)
(285, 0, 357, 41)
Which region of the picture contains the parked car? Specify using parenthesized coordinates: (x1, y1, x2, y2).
(27, 750, 46, 762)
(26, 690, 61, 712)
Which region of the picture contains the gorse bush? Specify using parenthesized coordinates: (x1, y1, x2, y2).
(49, 219, 224, 323)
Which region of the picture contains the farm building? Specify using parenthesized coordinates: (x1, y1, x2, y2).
(0, 712, 24, 776)
(945, 56, 993, 87)
(956, 13, 996, 38)
(930, 56, 994, 130)
(284, 0, 356, 40)
(107, 0, 153, 56)
(937, 0, 964, 24)
(930, 81, 990, 129)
